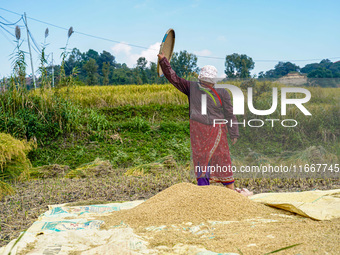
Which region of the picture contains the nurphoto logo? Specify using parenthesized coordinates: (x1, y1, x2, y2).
(200, 84, 312, 128)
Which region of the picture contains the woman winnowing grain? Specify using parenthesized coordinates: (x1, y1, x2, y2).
(158, 52, 253, 196)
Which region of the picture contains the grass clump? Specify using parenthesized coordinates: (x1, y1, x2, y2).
(65, 158, 113, 178)
(28, 164, 70, 179)
(125, 155, 178, 177)
(281, 145, 338, 164)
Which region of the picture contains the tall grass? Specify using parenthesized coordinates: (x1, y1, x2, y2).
(10, 26, 26, 89)
(0, 24, 112, 141)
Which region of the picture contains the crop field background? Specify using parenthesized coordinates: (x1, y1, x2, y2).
(0, 2, 339, 253)
(28, 83, 340, 168)
(0, 82, 339, 247)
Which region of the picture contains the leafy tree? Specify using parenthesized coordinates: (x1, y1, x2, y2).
(83, 58, 98, 85)
(170, 51, 199, 78)
(319, 59, 332, 69)
(301, 59, 340, 78)
(329, 61, 340, 78)
(102, 62, 110, 85)
(300, 63, 320, 74)
(273, 62, 300, 77)
(85, 49, 99, 63)
(224, 53, 254, 78)
(137, 57, 148, 70)
(98, 51, 116, 75)
(308, 67, 333, 78)
(111, 63, 134, 84)
(136, 57, 148, 84)
(261, 61, 300, 79)
(99, 50, 115, 66)
(307, 67, 338, 87)
(133, 68, 143, 84)
(299, 59, 340, 87)
(146, 62, 165, 84)
(258, 71, 265, 79)
(65, 48, 86, 78)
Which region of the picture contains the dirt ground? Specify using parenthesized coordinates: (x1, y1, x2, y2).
(1, 174, 339, 249)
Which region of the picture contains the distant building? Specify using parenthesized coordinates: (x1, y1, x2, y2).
(278, 72, 307, 86)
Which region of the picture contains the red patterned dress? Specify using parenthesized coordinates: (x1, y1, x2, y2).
(159, 57, 239, 185)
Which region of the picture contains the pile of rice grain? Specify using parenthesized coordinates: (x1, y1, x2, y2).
(102, 182, 279, 228)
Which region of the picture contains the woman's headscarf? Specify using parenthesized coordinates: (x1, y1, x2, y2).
(198, 65, 218, 85)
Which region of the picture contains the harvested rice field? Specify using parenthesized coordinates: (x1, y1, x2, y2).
(1, 176, 340, 252)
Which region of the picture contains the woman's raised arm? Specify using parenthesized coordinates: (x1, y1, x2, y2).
(158, 54, 190, 96)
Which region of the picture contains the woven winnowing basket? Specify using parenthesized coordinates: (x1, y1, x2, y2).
(157, 28, 175, 77)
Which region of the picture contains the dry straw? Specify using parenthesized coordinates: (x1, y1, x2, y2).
(45, 28, 49, 39)
(68, 26, 74, 38)
(15, 25, 21, 40)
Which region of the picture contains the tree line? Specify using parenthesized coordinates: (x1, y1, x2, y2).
(47, 48, 199, 86)
(258, 59, 340, 79)
(25, 47, 340, 88)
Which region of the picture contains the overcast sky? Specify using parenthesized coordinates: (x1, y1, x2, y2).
(0, 0, 339, 78)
